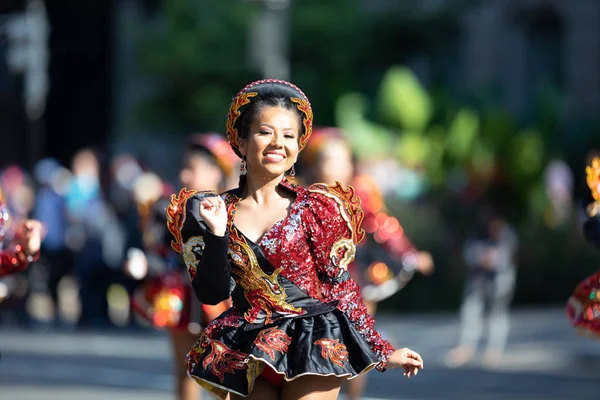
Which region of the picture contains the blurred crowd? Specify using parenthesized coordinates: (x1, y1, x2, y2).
(0, 148, 179, 330)
(0, 134, 432, 332)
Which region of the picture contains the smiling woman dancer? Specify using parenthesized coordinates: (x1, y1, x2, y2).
(166, 79, 423, 400)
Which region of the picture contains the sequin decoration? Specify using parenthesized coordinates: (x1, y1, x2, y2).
(308, 182, 365, 244)
(255, 327, 292, 361)
(182, 235, 205, 280)
(226, 91, 257, 158)
(586, 157, 600, 202)
(303, 182, 395, 369)
(166, 188, 197, 254)
(0, 189, 38, 277)
(0, 244, 37, 277)
(202, 340, 248, 383)
(225, 194, 305, 324)
(566, 271, 600, 339)
(329, 238, 356, 278)
(290, 97, 313, 152)
(586, 157, 600, 217)
(180, 178, 396, 392)
(314, 338, 349, 368)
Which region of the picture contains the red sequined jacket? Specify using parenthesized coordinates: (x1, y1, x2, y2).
(167, 179, 396, 368)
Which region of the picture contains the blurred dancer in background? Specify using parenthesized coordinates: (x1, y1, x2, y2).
(566, 154, 600, 338)
(0, 188, 43, 277)
(299, 127, 434, 400)
(32, 158, 71, 327)
(0, 166, 42, 324)
(65, 148, 126, 328)
(445, 204, 518, 369)
(127, 132, 236, 400)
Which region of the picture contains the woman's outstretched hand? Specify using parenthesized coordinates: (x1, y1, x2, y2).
(199, 194, 228, 237)
(386, 347, 424, 378)
(21, 220, 44, 256)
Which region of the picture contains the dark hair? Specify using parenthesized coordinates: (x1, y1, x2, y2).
(583, 214, 600, 247)
(237, 96, 305, 141)
(184, 146, 220, 169)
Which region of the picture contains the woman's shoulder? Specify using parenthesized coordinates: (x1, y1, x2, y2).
(301, 182, 365, 242)
(165, 188, 232, 251)
(305, 181, 362, 210)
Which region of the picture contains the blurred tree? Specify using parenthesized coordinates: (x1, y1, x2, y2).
(135, 0, 260, 132)
(135, 0, 480, 132)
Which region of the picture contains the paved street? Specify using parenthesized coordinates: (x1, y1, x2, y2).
(0, 307, 598, 400)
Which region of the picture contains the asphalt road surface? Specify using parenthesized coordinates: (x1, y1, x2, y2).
(0, 307, 598, 400)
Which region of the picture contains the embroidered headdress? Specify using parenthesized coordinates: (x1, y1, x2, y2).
(226, 79, 313, 158)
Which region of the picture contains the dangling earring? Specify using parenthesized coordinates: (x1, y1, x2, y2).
(240, 158, 247, 175)
(289, 164, 296, 184)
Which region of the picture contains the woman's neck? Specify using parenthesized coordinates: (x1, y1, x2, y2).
(242, 173, 285, 205)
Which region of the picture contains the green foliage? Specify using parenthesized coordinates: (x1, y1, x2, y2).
(135, 0, 479, 133)
(377, 66, 433, 132)
(445, 109, 479, 162)
(132, 0, 598, 309)
(136, 0, 260, 133)
(334, 92, 396, 161)
(334, 64, 565, 223)
(288, 0, 368, 125)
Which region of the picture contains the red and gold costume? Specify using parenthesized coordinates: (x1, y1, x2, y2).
(566, 156, 600, 338)
(167, 179, 394, 398)
(0, 191, 38, 277)
(164, 79, 396, 399)
(351, 174, 421, 299)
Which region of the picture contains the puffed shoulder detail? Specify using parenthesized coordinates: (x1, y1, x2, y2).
(305, 182, 365, 245)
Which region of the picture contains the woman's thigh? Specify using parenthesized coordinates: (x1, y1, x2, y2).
(281, 375, 344, 400)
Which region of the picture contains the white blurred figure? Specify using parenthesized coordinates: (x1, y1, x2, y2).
(446, 205, 518, 369)
(544, 159, 573, 227)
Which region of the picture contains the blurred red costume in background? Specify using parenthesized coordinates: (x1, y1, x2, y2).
(130, 133, 237, 332)
(566, 156, 600, 338)
(0, 189, 40, 277)
(300, 127, 433, 304)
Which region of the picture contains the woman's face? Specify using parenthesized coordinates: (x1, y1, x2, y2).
(179, 153, 223, 192)
(239, 105, 300, 179)
(314, 140, 354, 186)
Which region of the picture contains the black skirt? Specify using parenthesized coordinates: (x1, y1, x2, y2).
(186, 305, 380, 399)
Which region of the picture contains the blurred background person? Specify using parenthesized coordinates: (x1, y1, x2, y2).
(0, 188, 44, 277)
(0, 166, 39, 326)
(445, 204, 518, 369)
(65, 148, 126, 328)
(299, 127, 434, 400)
(567, 154, 600, 338)
(126, 132, 236, 400)
(0, 183, 44, 328)
(30, 158, 71, 328)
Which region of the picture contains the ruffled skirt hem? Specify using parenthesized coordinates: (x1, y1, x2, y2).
(186, 309, 382, 398)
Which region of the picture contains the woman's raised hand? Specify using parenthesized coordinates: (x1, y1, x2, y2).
(199, 195, 228, 237)
(21, 220, 44, 256)
(386, 347, 424, 378)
